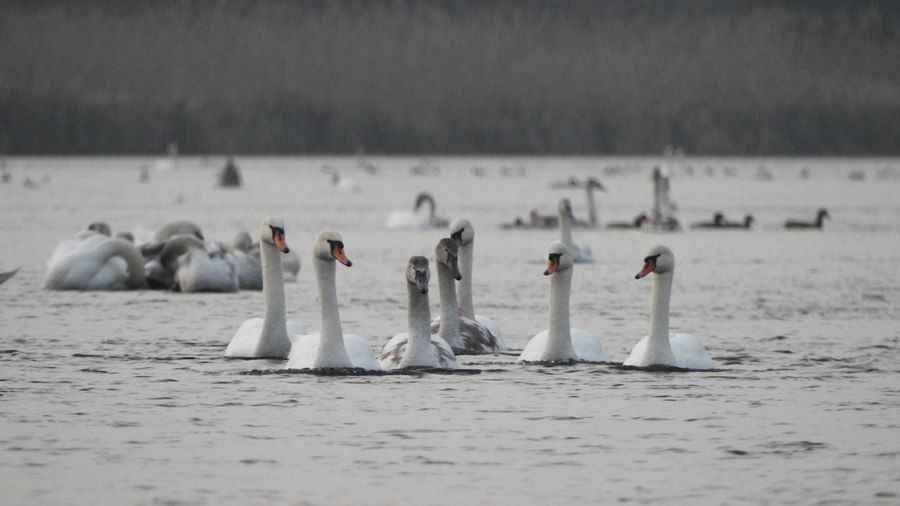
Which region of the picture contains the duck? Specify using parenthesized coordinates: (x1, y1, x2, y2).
(158, 236, 238, 292)
(446, 219, 503, 344)
(45, 234, 146, 291)
(605, 213, 648, 230)
(518, 243, 609, 363)
(624, 246, 714, 370)
(558, 198, 593, 262)
(286, 232, 381, 370)
(785, 208, 829, 229)
(226, 217, 305, 359)
(429, 238, 500, 355)
(385, 192, 450, 230)
(379, 257, 458, 369)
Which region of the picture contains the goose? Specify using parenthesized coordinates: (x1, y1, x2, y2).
(429, 238, 499, 355)
(785, 208, 829, 229)
(447, 219, 503, 344)
(519, 243, 609, 362)
(379, 257, 458, 369)
(0, 266, 20, 286)
(45, 234, 146, 290)
(158, 236, 238, 292)
(385, 192, 449, 230)
(606, 214, 648, 230)
(286, 232, 381, 370)
(226, 217, 305, 359)
(558, 198, 593, 262)
(624, 246, 714, 370)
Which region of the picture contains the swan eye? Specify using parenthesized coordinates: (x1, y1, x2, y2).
(548, 253, 562, 262)
(643, 254, 661, 265)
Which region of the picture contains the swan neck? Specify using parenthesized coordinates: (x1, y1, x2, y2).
(437, 261, 461, 345)
(406, 282, 433, 357)
(587, 185, 599, 227)
(649, 271, 673, 348)
(315, 257, 348, 365)
(546, 268, 575, 358)
(100, 239, 146, 288)
(260, 243, 288, 343)
(559, 212, 574, 248)
(457, 241, 475, 319)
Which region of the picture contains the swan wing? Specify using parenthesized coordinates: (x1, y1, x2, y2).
(225, 318, 264, 358)
(379, 333, 409, 370)
(570, 328, 610, 362)
(474, 314, 504, 348)
(623, 336, 651, 367)
(670, 333, 714, 370)
(459, 317, 500, 354)
(518, 329, 550, 362)
(286, 321, 306, 341)
(430, 335, 459, 369)
(344, 334, 382, 370)
(286, 332, 322, 369)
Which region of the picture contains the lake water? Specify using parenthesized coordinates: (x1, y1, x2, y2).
(1, 156, 899, 504)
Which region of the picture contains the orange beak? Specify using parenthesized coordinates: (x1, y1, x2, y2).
(273, 231, 290, 253)
(332, 246, 352, 267)
(544, 258, 558, 276)
(635, 261, 655, 279)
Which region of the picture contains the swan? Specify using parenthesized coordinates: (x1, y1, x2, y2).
(154, 221, 204, 242)
(233, 230, 301, 283)
(286, 232, 381, 370)
(785, 208, 829, 229)
(624, 246, 714, 370)
(379, 257, 458, 369)
(606, 213, 648, 230)
(582, 177, 605, 228)
(226, 217, 305, 359)
(0, 266, 19, 286)
(447, 219, 503, 344)
(558, 198, 593, 262)
(385, 192, 449, 230)
(159, 236, 238, 292)
(519, 243, 609, 362)
(45, 235, 146, 290)
(429, 238, 500, 355)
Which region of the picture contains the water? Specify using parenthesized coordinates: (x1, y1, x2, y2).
(1, 156, 899, 504)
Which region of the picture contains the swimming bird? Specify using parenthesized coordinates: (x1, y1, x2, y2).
(448, 219, 503, 344)
(785, 209, 829, 229)
(286, 232, 381, 370)
(379, 257, 458, 369)
(45, 235, 146, 290)
(605, 214, 648, 230)
(158, 236, 238, 292)
(624, 246, 714, 370)
(558, 198, 593, 262)
(385, 192, 450, 229)
(518, 243, 609, 363)
(429, 238, 500, 355)
(690, 212, 726, 229)
(226, 217, 305, 359)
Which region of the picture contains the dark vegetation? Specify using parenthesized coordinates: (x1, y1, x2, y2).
(0, 0, 897, 155)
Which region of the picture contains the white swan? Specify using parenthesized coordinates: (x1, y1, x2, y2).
(624, 245, 714, 370)
(519, 243, 609, 362)
(429, 238, 500, 355)
(159, 236, 238, 292)
(286, 232, 381, 370)
(45, 234, 146, 290)
(385, 192, 449, 230)
(448, 219, 503, 344)
(226, 217, 305, 359)
(558, 198, 594, 262)
(582, 177, 605, 228)
(379, 257, 458, 369)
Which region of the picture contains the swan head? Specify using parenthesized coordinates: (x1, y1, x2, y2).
(435, 238, 462, 281)
(314, 231, 351, 266)
(544, 242, 573, 275)
(449, 219, 474, 246)
(233, 231, 254, 252)
(558, 198, 574, 220)
(258, 216, 290, 253)
(88, 222, 112, 236)
(586, 178, 605, 191)
(414, 192, 436, 210)
(635, 245, 674, 279)
(406, 256, 430, 294)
